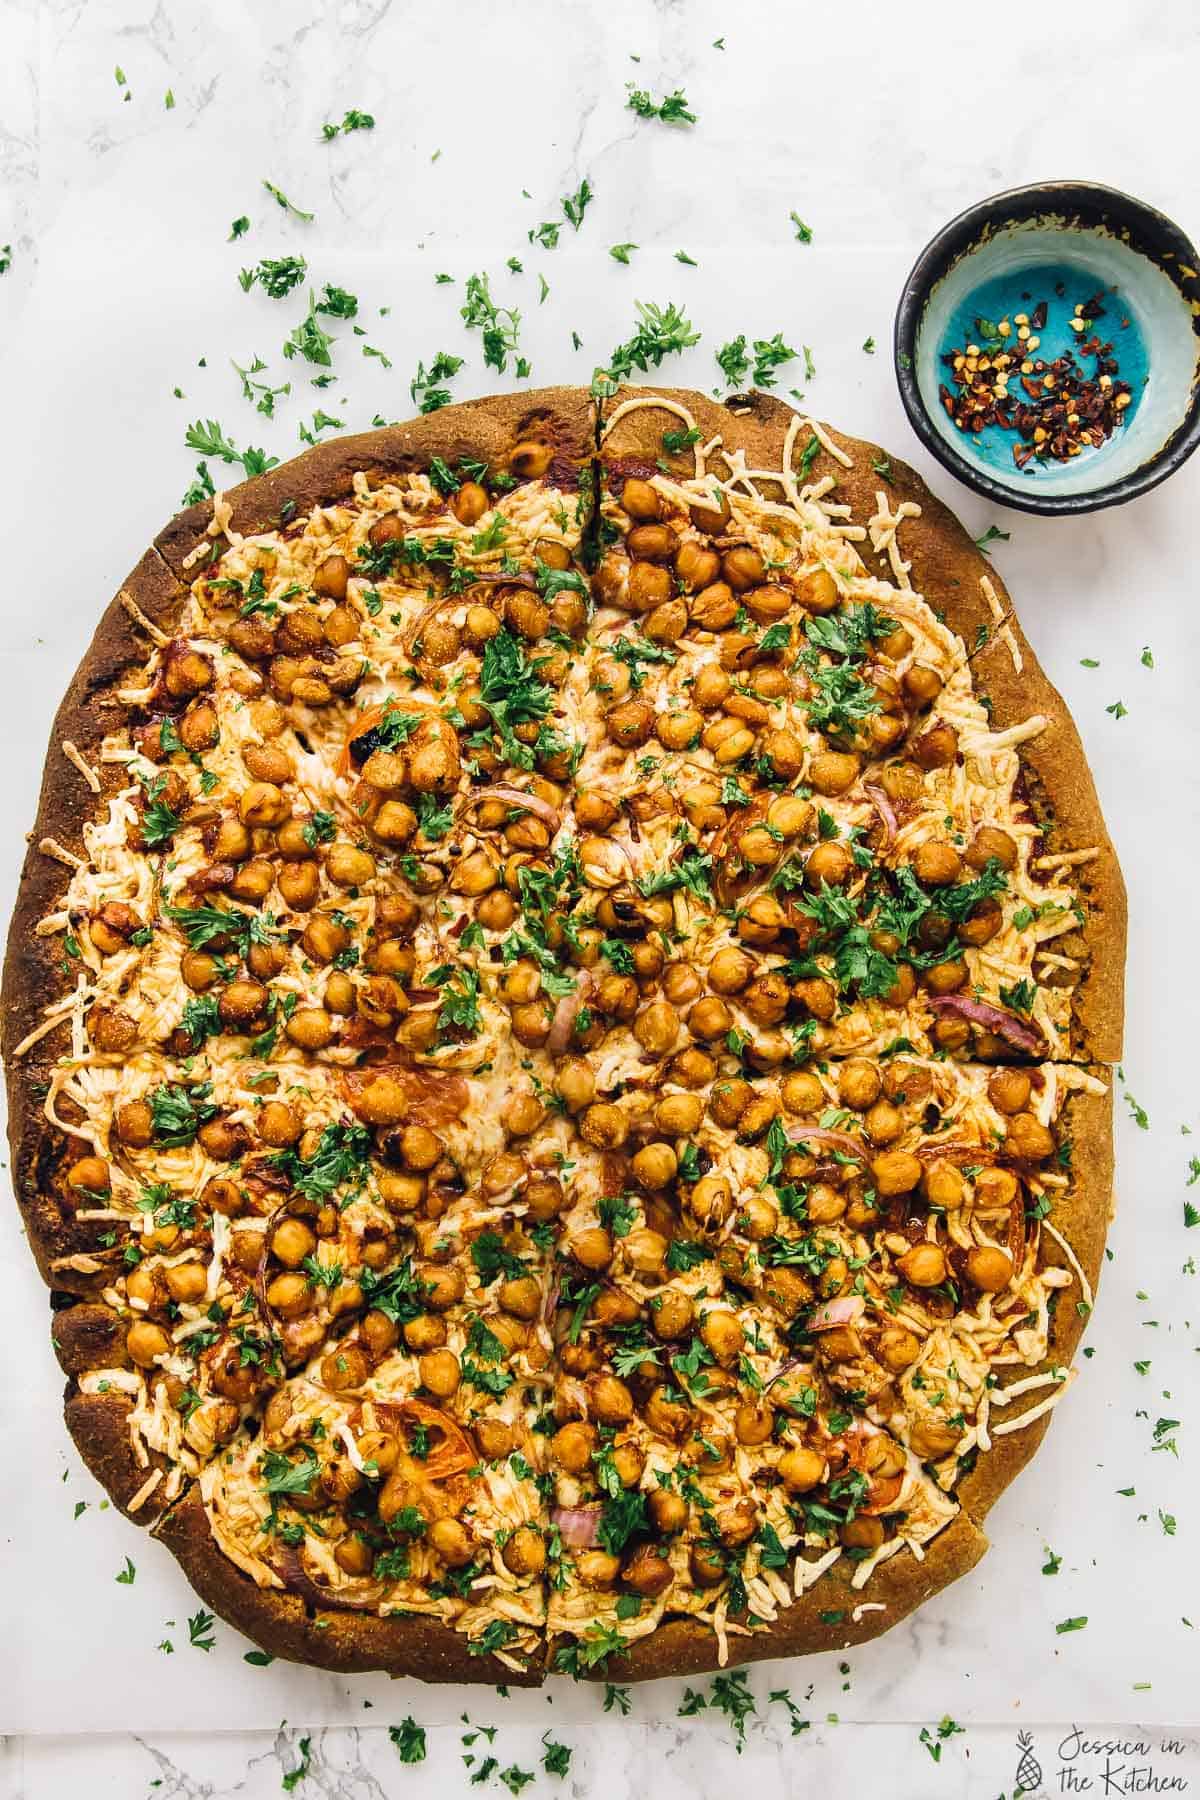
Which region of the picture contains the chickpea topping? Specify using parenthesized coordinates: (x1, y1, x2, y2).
(897, 1241, 948, 1287)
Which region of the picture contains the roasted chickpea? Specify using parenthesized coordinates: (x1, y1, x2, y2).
(688, 1174, 732, 1231)
(721, 546, 766, 591)
(876, 1326, 921, 1372)
(325, 842, 376, 888)
(912, 841, 962, 887)
(623, 1227, 667, 1276)
(126, 1321, 171, 1367)
(419, 1348, 461, 1398)
(686, 995, 732, 1041)
(663, 962, 703, 1005)
(965, 1245, 1014, 1291)
(897, 1241, 947, 1287)
(778, 1445, 825, 1492)
(321, 1344, 370, 1391)
(270, 1217, 316, 1269)
(989, 1067, 1032, 1114)
(966, 825, 1018, 872)
(622, 1544, 674, 1597)
(266, 1272, 312, 1319)
(655, 1091, 703, 1136)
(569, 1226, 613, 1272)
(88, 1006, 137, 1052)
(631, 1142, 678, 1191)
(551, 1421, 596, 1474)
(864, 1099, 904, 1144)
(922, 1160, 966, 1210)
(67, 1155, 110, 1195)
(422, 1263, 468, 1311)
(913, 723, 958, 770)
(576, 1550, 621, 1588)
(285, 1007, 334, 1051)
(114, 1099, 154, 1148)
(650, 1289, 694, 1341)
(796, 568, 838, 613)
(840, 1515, 885, 1551)
(809, 751, 860, 796)
(621, 477, 661, 521)
(498, 1276, 541, 1320)
(448, 479, 489, 525)
(871, 1151, 922, 1196)
(675, 541, 720, 590)
(580, 1103, 628, 1150)
(700, 1309, 743, 1365)
(805, 841, 853, 889)
(1007, 1112, 1055, 1162)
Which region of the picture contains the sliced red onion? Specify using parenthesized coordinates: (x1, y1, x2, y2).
(464, 571, 537, 591)
(927, 993, 1045, 1057)
(807, 1294, 865, 1332)
(550, 1504, 602, 1549)
(273, 1545, 375, 1612)
(540, 1267, 562, 1326)
(783, 1124, 865, 1160)
(465, 784, 561, 832)
(765, 1357, 807, 1394)
(546, 972, 591, 1057)
(862, 784, 897, 844)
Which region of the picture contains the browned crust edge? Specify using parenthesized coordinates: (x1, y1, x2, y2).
(2, 548, 189, 1292)
(152, 1487, 542, 1684)
(956, 1079, 1113, 1521)
(63, 1389, 176, 1523)
(970, 618, 1127, 1065)
(154, 387, 596, 581)
(577, 1510, 988, 1683)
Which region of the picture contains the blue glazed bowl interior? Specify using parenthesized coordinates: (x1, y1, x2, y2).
(915, 218, 1199, 500)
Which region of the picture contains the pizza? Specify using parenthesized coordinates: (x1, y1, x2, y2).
(2, 383, 1125, 1686)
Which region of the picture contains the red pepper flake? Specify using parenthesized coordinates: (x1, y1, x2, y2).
(939, 291, 1133, 468)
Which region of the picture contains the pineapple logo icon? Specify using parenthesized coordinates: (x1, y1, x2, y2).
(1014, 1731, 1044, 1795)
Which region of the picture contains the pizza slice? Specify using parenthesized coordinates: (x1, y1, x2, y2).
(594, 384, 1124, 1063)
(542, 1052, 1109, 1677)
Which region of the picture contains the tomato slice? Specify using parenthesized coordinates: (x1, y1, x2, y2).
(372, 1399, 475, 1482)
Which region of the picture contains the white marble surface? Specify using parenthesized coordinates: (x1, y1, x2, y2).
(2, 0, 1200, 1792)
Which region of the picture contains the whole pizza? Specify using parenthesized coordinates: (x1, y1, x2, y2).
(2, 383, 1125, 1685)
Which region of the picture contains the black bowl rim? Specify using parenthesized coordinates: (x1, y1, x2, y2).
(893, 179, 1200, 516)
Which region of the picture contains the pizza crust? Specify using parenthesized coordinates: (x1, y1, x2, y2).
(968, 620, 1127, 1064)
(955, 1079, 1114, 1522)
(3, 384, 1126, 1685)
(573, 1511, 989, 1683)
(154, 387, 596, 583)
(153, 1486, 542, 1685)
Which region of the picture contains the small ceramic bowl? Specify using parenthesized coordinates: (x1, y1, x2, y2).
(894, 181, 1200, 514)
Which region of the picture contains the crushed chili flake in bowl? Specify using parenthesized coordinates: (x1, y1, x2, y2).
(894, 181, 1200, 516)
(938, 291, 1135, 468)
